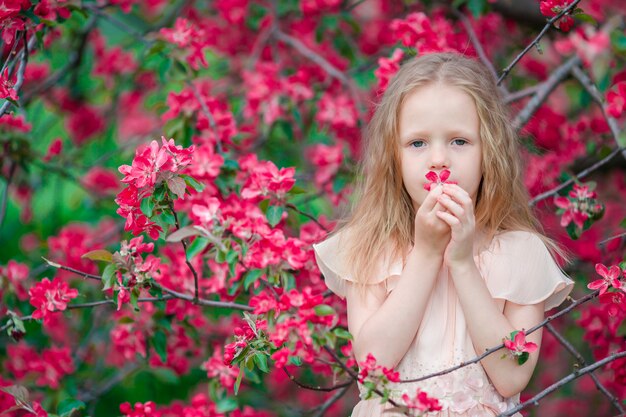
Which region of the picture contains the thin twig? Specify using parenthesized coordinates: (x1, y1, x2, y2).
(512, 55, 580, 131)
(283, 366, 353, 392)
(598, 232, 626, 246)
(167, 200, 202, 303)
(451, 8, 500, 86)
(400, 290, 599, 383)
(311, 383, 353, 417)
(286, 203, 329, 232)
(0, 34, 35, 116)
(41, 257, 253, 311)
(186, 80, 225, 155)
(570, 65, 626, 162)
(497, 0, 582, 85)
(528, 146, 625, 206)
(498, 350, 626, 416)
(504, 84, 542, 104)
(545, 323, 625, 413)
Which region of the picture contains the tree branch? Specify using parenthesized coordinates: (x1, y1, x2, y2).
(498, 350, 626, 416)
(545, 323, 625, 413)
(497, 0, 582, 85)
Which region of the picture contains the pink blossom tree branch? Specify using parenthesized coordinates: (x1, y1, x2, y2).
(497, 0, 582, 85)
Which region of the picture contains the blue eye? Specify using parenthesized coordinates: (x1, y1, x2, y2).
(411, 140, 425, 148)
(452, 138, 468, 146)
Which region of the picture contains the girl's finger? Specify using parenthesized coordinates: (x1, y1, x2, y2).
(443, 184, 473, 207)
(420, 185, 444, 213)
(435, 210, 461, 227)
(437, 195, 465, 218)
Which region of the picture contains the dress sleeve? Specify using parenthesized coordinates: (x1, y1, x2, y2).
(480, 231, 574, 311)
(312, 231, 402, 300)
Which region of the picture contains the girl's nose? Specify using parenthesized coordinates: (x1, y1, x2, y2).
(429, 146, 449, 169)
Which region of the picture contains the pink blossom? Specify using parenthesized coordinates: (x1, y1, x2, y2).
(539, 0, 574, 32)
(0, 67, 18, 101)
(0, 113, 31, 132)
(423, 169, 458, 191)
(402, 389, 443, 412)
(598, 291, 626, 317)
(82, 167, 120, 196)
(160, 18, 194, 47)
(202, 346, 239, 390)
(504, 330, 538, 355)
(28, 278, 79, 324)
(587, 263, 622, 295)
(375, 48, 404, 93)
(607, 82, 626, 118)
(307, 143, 343, 187)
(43, 138, 63, 162)
(191, 198, 221, 226)
(1, 260, 29, 300)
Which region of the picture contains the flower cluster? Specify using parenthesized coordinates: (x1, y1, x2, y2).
(357, 353, 402, 403)
(539, 0, 575, 32)
(116, 137, 195, 239)
(28, 278, 79, 325)
(554, 182, 604, 238)
(201, 345, 239, 391)
(223, 316, 268, 366)
(589, 263, 626, 317)
(503, 330, 538, 365)
(106, 236, 161, 311)
(401, 389, 443, 413)
(0, 260, 29, 301)
(120, 401, 161, 417)
(375, 48, 404, 94)
(424, 169, 458, 191)
(607, 81, 626, 118)
(5, 343, 75, 389)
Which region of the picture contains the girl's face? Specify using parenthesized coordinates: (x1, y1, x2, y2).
(398, 83, 483, 211)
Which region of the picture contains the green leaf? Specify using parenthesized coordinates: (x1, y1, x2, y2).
(81, 249, 113, 263)
(234, 366, 244, 395)
(313, 305, 336, 316)
(140, 197, 155, 218)
(266, 205, 284, 227)
(216, 397, 238, 413)
(180, 174, 206, 192)
(333, 328, 353, 340)
(57, 398, 86, 417)
(467, 0, 487, 17)
(288, 186, 307, 195)
(130, 287, 140, 312)
(517, 352, 530, 365)
(253, 352, 269, 373)
(574, 13, 597, 25)
(186, 237, 209, 261)
(152, 330, 168, 363)
(243, 269, 264, 290)
(101, 264, 116, 291)
(226, 249, 239, 264)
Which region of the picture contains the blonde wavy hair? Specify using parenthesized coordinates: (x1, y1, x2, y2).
(332, 52, 569, 293)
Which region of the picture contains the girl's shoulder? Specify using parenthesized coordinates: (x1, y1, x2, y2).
(312, 227, 400, 299)
(479, 229, 574, 310)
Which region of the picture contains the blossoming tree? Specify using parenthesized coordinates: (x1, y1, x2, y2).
(1, 0, 626, 416)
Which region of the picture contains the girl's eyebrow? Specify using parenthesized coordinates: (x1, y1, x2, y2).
(400, 129, 477, 142)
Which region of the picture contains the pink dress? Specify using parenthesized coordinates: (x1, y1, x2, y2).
(313, 230, 574, 417)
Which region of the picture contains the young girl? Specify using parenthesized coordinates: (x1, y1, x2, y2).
(313, 53, 574, 416)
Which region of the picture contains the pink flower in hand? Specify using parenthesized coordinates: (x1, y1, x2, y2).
(587, 263, 622, 295)
(504, 330, 537, 365)
(423, 169, 458, 191)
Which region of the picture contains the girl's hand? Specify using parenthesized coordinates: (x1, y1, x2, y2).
(434, 183, 476, 266)
(413, 185, 450, 257)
